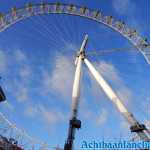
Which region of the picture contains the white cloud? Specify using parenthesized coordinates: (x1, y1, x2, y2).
(15, 86, 28, 102)
(96, 108, 108, 125)
(112, 0, 135, 15)
(96, 61, 120, 82)
(116, 87, 132, 106)
(14, 50, 27, 62)
(79, 98, 94, 120)
(42, 54, 74, 99)
(2, 49, 32, 103)
(1, 101, 14, 111)
(19, 65, 31, 78)
(89, 61, 132, 105)
(24, 105, 38, 118)
(24, 103, 67, 125)
(119, 119, 131, 138)
(142, 97, 150, 114)
(144, 120, 150, 130)
(38, 56, 133, 127)
(0, 50, 7, 73)
(121, 119, 130, 130)
(112, 0, 146, 44)
(83, 60, 133, 128)
(39, 105, 66, 125)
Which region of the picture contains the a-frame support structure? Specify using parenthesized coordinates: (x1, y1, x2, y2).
(64, 35, 149, 150)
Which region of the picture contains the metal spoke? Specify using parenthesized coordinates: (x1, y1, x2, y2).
(0, 2, 150, 63)
(86, 47, 138, 56)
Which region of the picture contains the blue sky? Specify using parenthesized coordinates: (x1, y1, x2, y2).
(0, 0, 150, 149)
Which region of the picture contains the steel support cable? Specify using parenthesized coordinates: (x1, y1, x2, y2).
(34, 15, 74, 54)
(39, 14, 68, 46)
(86, 47, 138, 56)
(29, 17, 59, 46)
(24, 14, 60, 48)
(35, 15, 64, 46)
(40, 14, 77, 54)
(52, 15, 71, 44)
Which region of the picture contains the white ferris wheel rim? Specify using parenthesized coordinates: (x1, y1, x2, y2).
(0, 2, 149, 64)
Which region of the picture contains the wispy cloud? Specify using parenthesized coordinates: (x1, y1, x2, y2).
(83, 60, 133, 128)
(89, 60, 132, 106)
(24, 105, 37, 118)
(0, 50, 33, 106)
(1, 101, 14, 112)
(24, 103, 67, 126)
(42, 53, 74, 100)
(112, 0, 136, 15)
(120, 119, 130, 130)
(14, 49, 27, 62)
(0, 50, 7, 73)
(39, 105, 66, 125)
(144, 120, 150, 130)
(19, 65, 32, 79)
(4, 50, 32, 103)
(15, 86, 29, 102)
(112, 0, 145, 35)
(96, 108, 108, 125)
(79, 98, 95, 120)
(142, 97, 150, 114)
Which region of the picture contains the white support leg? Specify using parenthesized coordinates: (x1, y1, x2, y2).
(64, 35, 88, 150)
(71, 55, 82, 118)
(84, 58, 149, 141)
(71, 34, 88, 118)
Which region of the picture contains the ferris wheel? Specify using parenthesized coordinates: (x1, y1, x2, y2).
(0, 2, 150, 150)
